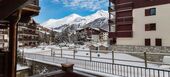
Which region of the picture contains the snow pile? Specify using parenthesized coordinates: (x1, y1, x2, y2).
(163, 56, 170, 64)
(17, 64, 29, 71)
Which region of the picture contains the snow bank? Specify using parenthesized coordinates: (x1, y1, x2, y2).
(17, 64, 29, 71)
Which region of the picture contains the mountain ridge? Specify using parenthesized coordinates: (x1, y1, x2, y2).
(41, 10, 110, 32)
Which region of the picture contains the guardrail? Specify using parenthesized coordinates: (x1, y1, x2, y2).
(46, 48, 170, 68)
(24, 52, 170, 77)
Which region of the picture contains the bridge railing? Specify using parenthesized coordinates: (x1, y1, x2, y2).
(41, 48, 170, 68)
(24, 49, 170, 77)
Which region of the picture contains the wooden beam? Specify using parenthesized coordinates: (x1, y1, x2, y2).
(8, 10, 22, 77)
(0, 0, 33, 20)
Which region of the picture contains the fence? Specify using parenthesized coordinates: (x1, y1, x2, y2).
(24, 48, 170, 77)
(49, 48, 170, 68)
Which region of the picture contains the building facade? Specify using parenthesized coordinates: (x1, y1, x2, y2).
(18, 19, 39, 47)
(0, 19, 39, 49)
(110, 0, 170, 46)
(0, 22, 8, 50)
(37, 25, 52, 45)
(76, 27, 108, 42)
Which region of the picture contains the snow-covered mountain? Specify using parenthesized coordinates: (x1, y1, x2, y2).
(41, 10, 111, 32)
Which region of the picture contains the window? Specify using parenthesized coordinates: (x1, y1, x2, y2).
(155, 39, 162, 46)
(0, 43, 4, 48)
(145, 39, 151, 46)
(145, 8, 156, 16)
(145, 23, 156, 31)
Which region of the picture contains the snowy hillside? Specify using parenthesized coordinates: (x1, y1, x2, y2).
(41, 10, 111, 32)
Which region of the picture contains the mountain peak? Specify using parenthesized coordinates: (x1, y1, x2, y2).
(96, 10, 108, 14)
(66, 13, 81, 18)
(41, 10, 109, 29)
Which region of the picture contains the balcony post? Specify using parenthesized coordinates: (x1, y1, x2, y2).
(60, 47, 63, 58)
(73, 49, 76, 59)
(8, 10, 22, 77)
(144, 51, 147, 68)
(90, 50, 92, 61)
(112, 50, 114, 64)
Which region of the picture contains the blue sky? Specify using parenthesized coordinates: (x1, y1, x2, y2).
(34, 0, 109, 23)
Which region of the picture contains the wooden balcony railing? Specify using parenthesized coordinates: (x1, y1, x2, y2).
(18, 38, 39, 41)
(116, 31, 133, 37)
(116, 16, 133, 25)
(0, 39, 8, 42)
(18, 31, 38, 35)
(108, 32, 116, 38)
(0, 31, 8, 34)
(116, 2, 133, 12)
(22, 0, 40, 16)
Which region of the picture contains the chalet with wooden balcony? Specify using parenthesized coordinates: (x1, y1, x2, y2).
(18, 19, 39, 47)
(76, 27, 109, 42)
(36, 25, 52, 44)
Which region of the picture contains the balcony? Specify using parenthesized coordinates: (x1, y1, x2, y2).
(0, 31, 8, 34)
(116, 16, 133, 25)
(116, 31, 133, 37)
(108, 32, 116, 38)
(116, 2, 133, 12)
(18, 30, 38, 35)
(21, 0, 40, 17)
(18, 38, 38, 42)
(0, 39, 8, 43)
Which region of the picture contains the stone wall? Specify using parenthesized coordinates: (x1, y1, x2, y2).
(112, 45, 170, 53)
(112, 45, 170, 62)
(25, 60, 60, 76)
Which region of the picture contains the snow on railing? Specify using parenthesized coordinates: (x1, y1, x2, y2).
(24, 53, 170, 77)
(24, 49, 170, 77)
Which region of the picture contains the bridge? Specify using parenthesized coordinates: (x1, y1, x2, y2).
(24, 49, 170, 77)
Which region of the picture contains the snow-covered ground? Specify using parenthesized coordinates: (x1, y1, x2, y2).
(17, 64, 29, 71)
(22, 45, 170, 77)
(22, 45, 159, 68)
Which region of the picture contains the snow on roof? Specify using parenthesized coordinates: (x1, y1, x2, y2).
(17, 64, 29, 71)
(92, 28, 100, 31)
(91, 42, 108, 47)
(69, 44, 75, 47)
(39, 30, 50, 34)
(53, 29, 62, 33)
(76, 28, 84, 31)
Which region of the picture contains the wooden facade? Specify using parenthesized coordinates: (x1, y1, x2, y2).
(18, 19, 39, 47)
